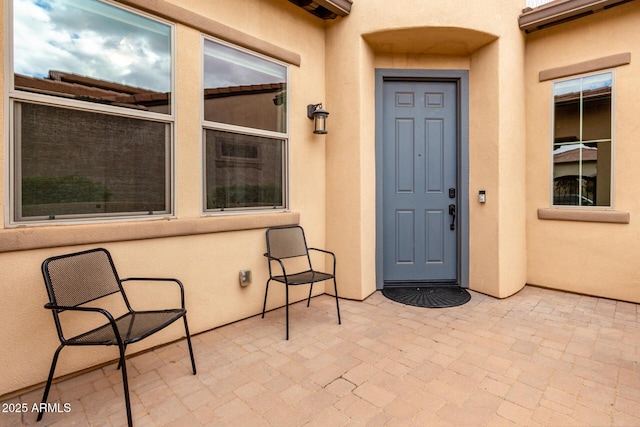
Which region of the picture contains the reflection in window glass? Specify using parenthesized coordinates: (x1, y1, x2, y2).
(205, 130, 284, 210)
(13, 0, 172, 114)
(553, 72, 612, 207)
(16, 102, 169, 220)
(202, 38, 288, 213)
(10, 1, 174, 224)
(203, 39, 287, 132)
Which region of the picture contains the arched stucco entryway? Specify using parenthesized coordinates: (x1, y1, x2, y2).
(324, 7, 528, 301)
(363, 26, 497, 56)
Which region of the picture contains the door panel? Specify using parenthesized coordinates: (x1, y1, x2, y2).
(395, 210, 415, 264)
(396, 119, 415, 193)
(426, 209, 445, 263)
(426, 119, 444, 193)
(383, 81, 457, 283)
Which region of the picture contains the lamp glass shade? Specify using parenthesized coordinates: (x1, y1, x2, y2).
(312, 106, 328, 134)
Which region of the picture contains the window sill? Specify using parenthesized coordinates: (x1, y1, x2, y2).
(537, 208, 629, 224)
(0, 212, 300, 253)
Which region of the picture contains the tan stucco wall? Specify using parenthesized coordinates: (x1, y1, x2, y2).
(324, 0, 528, 299)
(468, 41, 502, 295)
(5, 0, 639, 400)
(0, 0, 330, 396)
(525, 1, 640, 303)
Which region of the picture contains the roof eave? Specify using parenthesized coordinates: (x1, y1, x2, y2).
(519, 0, 635, 33)
(318, 0, 353, 17)
(288, 0, 353, 20)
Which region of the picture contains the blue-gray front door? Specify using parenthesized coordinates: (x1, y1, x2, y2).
(382, 80, 458, 284)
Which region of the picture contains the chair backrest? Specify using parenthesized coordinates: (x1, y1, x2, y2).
(42, 248, 124, 309)
(266, 226, 309, 259)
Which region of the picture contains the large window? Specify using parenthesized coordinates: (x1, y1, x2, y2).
(10, 0, 173, 223)
(202, 38, 287, 212)
(552, 72, 613, 207)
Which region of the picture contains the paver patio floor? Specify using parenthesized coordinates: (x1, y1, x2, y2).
(2, 285, 640, 426)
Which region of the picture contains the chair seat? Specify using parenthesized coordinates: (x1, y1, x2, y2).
(272, 270, 334, 286)
(68, 309, 186, 346)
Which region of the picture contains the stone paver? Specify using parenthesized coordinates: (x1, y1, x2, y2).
(2, 286, 640, 426)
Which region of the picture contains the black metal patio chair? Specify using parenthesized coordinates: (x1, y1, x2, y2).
(38, 248, 196, 427)
(262, 225, 341, 339)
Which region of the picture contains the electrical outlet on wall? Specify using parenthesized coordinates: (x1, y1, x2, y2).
(239, 270, 252, 287)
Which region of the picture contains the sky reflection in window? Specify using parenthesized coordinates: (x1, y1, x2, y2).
(13, 0, 171, 93)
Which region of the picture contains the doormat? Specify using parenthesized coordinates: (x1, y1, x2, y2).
(382, 285, 471, 308)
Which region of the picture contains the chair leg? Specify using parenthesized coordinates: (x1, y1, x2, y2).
(285, 284, 290, 340)
(183, 316, 197, 375)
(118, 345, 133, 427)
(37, 344, 64, 422)
(333, 278, 341, 325)
(117, 344, 128, 370)
(262, 279, 271, 318)
(307, 283, 313, 307)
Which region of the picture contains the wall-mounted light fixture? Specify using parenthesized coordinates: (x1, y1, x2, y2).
(307, 103, 329, 134)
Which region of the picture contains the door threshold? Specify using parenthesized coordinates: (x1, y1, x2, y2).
(383, 280, 458, 288)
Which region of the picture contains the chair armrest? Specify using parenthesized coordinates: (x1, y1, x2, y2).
(263, 253, 283, 262)
(120, 277, 186, 308)
(44, 303, 115, 320)
(308, 248, 336, 273)
(43, 303, 123, 345)
(263, 253, 289, 277)
(308, 248, 335, 257)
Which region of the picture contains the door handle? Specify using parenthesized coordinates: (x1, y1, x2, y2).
(448, 204, 456, 231)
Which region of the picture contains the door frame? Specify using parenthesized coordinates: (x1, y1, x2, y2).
(375, 69, 470, 290)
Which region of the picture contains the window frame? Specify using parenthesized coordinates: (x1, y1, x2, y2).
(550, 69, 615, 210)
(200, 35, 289, 215)
(6, 0, 177, 226)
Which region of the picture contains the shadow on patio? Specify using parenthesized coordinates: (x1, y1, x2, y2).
(2, 286, 640, 426)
